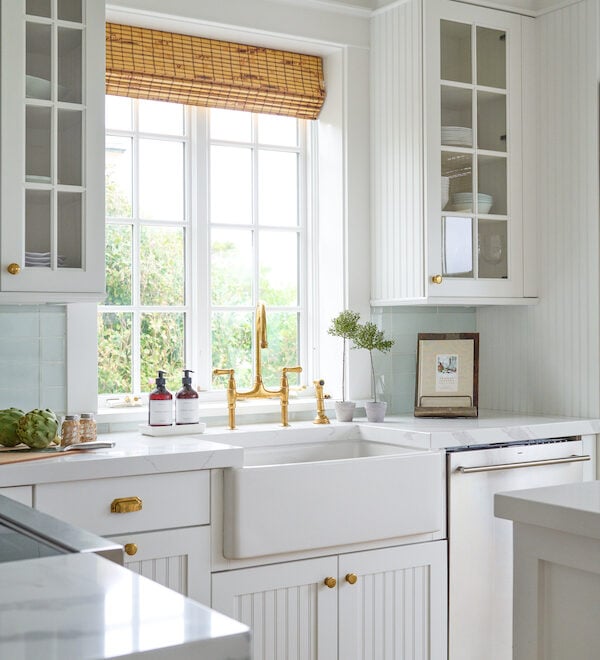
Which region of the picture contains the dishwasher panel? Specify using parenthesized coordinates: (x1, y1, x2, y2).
(447, 439, 587, 660)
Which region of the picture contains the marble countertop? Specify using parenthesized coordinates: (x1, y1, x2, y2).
(0, 552, 250, 659)
(495, 480, 600, 540)
(0, 410, 597, 488)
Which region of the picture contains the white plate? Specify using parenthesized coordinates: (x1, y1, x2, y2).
(138, 422, 207, 436)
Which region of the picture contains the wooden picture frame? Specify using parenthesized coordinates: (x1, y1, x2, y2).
(414, 333, 479, 418)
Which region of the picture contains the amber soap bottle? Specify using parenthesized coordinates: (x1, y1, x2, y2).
(148, 370, 173, 426)
(175, 369, 199, 425)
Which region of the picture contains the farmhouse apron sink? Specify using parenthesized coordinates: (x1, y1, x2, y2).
(222, 425, 442, 559)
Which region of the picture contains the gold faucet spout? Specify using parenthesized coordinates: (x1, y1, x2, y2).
(213, 303, 303, 428)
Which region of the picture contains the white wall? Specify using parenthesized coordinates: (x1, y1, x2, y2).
(478, 0, 600, 417)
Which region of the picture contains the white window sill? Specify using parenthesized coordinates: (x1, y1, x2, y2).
(97, 397, 335, 427)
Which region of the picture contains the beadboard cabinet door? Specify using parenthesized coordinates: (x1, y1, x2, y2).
(212, 556, 338, 660)
(0, 0, 105, 301)
(371, 0, 536, 305)
(110, 526, 210, 605)
(338, 541, 447, 660)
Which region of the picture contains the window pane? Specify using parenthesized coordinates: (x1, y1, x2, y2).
(210, 145, 252, 224)
(210, 108, 251, 142)
(139, 139, 184, 220)
(212, 311, 253, 390)
(139, 99, 184, 136)
(443, 215, 473, 277)
(211, 228, 253, 306)
(106, 136, 132, 217)
(106, 96, 132, 131)
(140, 225, 185, 306)
(105, 224, 132, 305)
(98, 312, 132, 394)
(261, 311, 299, 388)
(258, 151, 298, 226)
(259, 231, 298, 306)
(140, 313, 185, 393)
(257, 115, 298, 147)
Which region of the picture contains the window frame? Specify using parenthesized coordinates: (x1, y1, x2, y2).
(99, 100, 313, 405)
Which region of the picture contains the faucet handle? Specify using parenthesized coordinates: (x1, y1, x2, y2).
(283, 366, 303, 375)
(213, 368, 234, 376)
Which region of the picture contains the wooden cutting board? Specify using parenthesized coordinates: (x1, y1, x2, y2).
(0, 446, 64, 465)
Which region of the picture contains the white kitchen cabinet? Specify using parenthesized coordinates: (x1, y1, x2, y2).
(212, 540, 447, 660)
(371, 0, 536, 305)
(34, 471, 211, 603)
(0, 0, 105, 302)
(0, 486, 33, 506)
(110, 527, 211, 604)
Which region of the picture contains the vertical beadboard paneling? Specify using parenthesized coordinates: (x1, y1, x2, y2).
(126, 555, 187, 595)
(371, 0, 424, 303)
(478, 0, 600, 417)
(354, 565, 430, 660)
(234, 584, 318, 660)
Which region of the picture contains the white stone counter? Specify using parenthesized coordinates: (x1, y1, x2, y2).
(0, 552, 250, 659)
(0, 433, 243, 487)
(495, 480, 600, 540)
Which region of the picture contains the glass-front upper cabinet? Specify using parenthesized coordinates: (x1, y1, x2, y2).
(1, 0, 104, 299)
(426, 0, 524, 299)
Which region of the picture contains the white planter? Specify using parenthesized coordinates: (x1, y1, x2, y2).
(335, 401, 356, 422)
(365, 401, 387, 423)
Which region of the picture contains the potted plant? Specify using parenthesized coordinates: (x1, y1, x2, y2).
(327, 310, 361, 421)
(353, 321, 394, 422)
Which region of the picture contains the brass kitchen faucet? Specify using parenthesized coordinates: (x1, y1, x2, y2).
(213, 302, 302, 429)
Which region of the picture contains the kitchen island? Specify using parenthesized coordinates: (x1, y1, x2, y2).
(495, 481, 600, 660)
(0, 552, 250, 659)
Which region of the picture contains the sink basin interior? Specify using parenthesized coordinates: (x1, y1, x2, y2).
(242, 439, 416, 466)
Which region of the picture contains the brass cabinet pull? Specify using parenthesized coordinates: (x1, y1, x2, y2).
(7, 263, 21, 275)
(124, 543, 138, 556)
(110, 496, 143, 514)
(431, 274, 443, 284)
(345, 573, 358, 585)
(324, 577, 337, 589)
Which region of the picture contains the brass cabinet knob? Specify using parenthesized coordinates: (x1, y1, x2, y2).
(124, 543, 138, 556)
(345, 573, 358, 585)
(431, 274, 443, 284)
(324, 577, 337, 589)
(110, 496, 143, 513)
(7, 263, 21, 275)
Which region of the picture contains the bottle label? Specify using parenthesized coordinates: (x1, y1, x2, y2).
(176, 398, 200, 424)
(149, 399, 173, 426)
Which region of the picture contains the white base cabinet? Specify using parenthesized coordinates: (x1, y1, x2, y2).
(109, 526, 210, 604)
(212, 540, 447, 660)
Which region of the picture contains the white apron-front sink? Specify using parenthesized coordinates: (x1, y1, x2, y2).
(222, 425, 443, 559)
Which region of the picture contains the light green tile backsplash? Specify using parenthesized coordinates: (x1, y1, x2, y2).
(372, 306, 477, 413)
(0, 306, 67, 413)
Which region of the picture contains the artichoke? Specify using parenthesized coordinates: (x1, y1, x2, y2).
(16, 409, 59, 449)
(0, 408, 25, 447)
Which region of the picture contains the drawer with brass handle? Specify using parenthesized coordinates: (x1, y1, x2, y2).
(35, 471, 209, 536)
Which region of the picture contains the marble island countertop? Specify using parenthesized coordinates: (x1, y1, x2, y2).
(0, 552, 250, 659)
(495, 480, 600, 540)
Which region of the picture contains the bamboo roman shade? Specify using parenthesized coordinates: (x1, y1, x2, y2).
(106, 23, 326, 120)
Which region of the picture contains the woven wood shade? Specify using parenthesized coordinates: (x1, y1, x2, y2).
(106, 23, 326, 119)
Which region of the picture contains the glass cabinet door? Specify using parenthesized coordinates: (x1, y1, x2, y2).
(24, 0, 83, 271)
(439, 18, 509, 283)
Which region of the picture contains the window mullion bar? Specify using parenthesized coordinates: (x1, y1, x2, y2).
(131, 100, 142, 396)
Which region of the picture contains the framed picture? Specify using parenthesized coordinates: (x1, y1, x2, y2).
(414, 333, 479, 418)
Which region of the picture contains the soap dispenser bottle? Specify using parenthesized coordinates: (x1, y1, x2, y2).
(175, 369, 199, 425)
(148, 370, 173, 426)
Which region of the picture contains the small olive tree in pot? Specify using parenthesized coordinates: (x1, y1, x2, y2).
(327, 310, 361, 421)
(353, 321, 394, 422)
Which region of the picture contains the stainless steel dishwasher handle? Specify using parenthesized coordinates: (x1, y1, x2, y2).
(456, 454, 590, 474)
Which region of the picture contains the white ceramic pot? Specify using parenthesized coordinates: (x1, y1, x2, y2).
(335, 400, 356, 422)
(365, 401, 387, 423)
